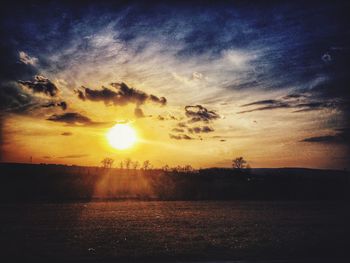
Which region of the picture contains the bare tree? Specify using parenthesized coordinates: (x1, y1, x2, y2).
(162, 164, 170, 171)
(132, 161, 139, 170)
(142, 160, 151, 170)
(101, 158, 114, 169)
(232, 157, 247, 170)
(124, 158, 132, 170)
(183, 165, 194, 172)
(119, 161, 124, 169)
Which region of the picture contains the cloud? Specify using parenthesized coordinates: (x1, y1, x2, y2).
(292, 102, 337, 113)
(169, 133, 193, 140)
(185, 105, 220, 122)
(301, 128, 349, 144)
(241, 100, 282, 107)
(188, 126, 214, 134)
(177, 122, 187, 128)
(157, 115, 177, 121)
(238, 93, 338, 114)
(321, 53, 332, 63)
(18, 51, 38, 66)
(75, 89, 85, 101)
(191, 72, 203, 80)
(238, 102, 290, 114)
(134, 107, 145, 118)
(282, 93, 308, 100)
(174, 107, 217, 138)
(47, 112, 110, 126)
(172, 128, 185, 133)
(47, 112, 91, 124)
(201, 126, 214, 133)
(149, 94, 167, 105)
(0, 82, 37, 113)
(18, 75, 59, 97)
(76, 82, 166, 107)
(61, 132, 72, 136)
(42, 101, 67, 110)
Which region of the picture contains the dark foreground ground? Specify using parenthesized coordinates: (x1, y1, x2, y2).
(0, 201, 349, 262)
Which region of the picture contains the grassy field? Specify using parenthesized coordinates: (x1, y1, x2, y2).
(0, 201, 349, 262)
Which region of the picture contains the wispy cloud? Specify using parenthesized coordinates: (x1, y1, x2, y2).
(19, 51, 38, 66)
(47, 112, 111, 127)
(301, 128, 349, 144)
(238, 93, 338, 114)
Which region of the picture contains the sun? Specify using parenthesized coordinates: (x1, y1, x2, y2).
(107, 123, 137, 150)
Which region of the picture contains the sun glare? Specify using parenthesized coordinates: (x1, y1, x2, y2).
(107, 123, 137, 150)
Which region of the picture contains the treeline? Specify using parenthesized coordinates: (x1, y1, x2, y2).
(0, 163, 349, 202)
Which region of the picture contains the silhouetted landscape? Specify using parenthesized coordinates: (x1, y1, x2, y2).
(1, 162, 349, 202)
(2, 0, 350, 262)
(1, 162, 350, 262)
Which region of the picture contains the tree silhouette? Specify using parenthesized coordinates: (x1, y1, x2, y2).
(232, 157, 247, 170)
(142, 160, 151, 170)
(162, 164, 170, 171)
(183, 165, 194, 172)
(124, 158, 132, 170)
(132, 161, 139, 170)
(101, 158, 114, 169)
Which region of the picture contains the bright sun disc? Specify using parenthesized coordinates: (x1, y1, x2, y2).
(107, 124, 137, 150)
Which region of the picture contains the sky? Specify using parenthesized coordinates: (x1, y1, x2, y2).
(0, 1, 349, 169)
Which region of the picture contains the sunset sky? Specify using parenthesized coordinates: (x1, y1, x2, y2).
(0, 1, 349, 169)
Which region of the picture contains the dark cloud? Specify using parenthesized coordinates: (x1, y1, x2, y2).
(0, 82, 37, 113)
(61, 132, 72, 136)
(47, 112, 110, 126)
(185, 105, 220, 123)
(157, 115, 177, 121)
(172, 128, 184, 133)
(0, 43, 39, 117)
(0, 50, 64, 116)
(75, 89, 85, 101)
(241, 100, 281, 107)
(47, 112, 91, 125)
(238, 103, 291, 114)
(301, 128, 350, 144)
(292, 102, 337, 113)
(18, 75, 59, 97)
(182, 134, 193, 140)
(188, 125, 214, 134)
(169, 133, 193, 140)
(175, 107, 217, 138)
(238, 94, 338, 114)
(282, 94, 308, 100)
(76, 82, 167, 107)
(134, 107, 145, 118)
(42, 101, 67, 110)
(188, 126, 201, 134)
(149, 94, 167, 105)
(201, 126, 214, 133)
(177, 122, 188, 128)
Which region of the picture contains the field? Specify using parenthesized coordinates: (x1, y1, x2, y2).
(0, 201, 349, 262)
